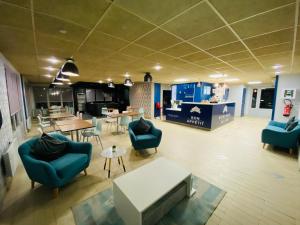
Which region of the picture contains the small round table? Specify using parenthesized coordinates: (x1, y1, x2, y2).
(101, 146, 126, 178)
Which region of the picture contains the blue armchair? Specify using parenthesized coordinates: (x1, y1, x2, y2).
(261, 120, 300, 154)
(18, 132, 92, 197)
(128, 120, 162, 153)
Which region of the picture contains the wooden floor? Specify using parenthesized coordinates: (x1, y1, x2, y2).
(0, 117, 299, 225)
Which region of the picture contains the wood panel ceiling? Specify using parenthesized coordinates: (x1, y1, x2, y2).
(0, 0, 299, 84)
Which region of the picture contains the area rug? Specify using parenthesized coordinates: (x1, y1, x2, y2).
(72, 176, 225, 225)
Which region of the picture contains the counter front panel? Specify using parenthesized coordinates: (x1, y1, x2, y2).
(166, 102, 235, 130)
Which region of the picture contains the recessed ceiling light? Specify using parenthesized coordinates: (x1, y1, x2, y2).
(46, 56, 60, 64)
(43, 74, 53, 78)
(98, 80, 103, 83)
(124, 72, 130, 77)
(248, 81, 262, 85)
(174, 78, 189, 83)
(272, 64, 283, 70)
(106, 78, 112, 82)
(59, 29, 67, 34)
(224, 78, 240, 82)
(209, 73, 228, 78)
(43, 66, 56, 72)
(154, 64, 162, 71)
(67, 82, 72, 85)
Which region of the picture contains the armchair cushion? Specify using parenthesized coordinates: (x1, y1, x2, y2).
(133, 117, 151, 135)
(286, 121, 298, 131)
(50, 153, 88, 179)
(31, 133, 67, 161)
(285, 116, 295, 129)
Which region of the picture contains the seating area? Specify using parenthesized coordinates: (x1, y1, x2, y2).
(0, 1, 300, 225)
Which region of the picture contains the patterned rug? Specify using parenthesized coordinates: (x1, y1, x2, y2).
(72, 176, 225, 225)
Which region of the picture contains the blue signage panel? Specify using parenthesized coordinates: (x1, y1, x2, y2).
(211, 102, 235, 129)
(166, 102, 235, 130)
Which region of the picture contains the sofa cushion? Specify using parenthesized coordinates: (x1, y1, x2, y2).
(136, 134, 157, 142)
(133, 118, 151, 135)
(50, 153, 88, 179)
(31, 133, 67, 161)
(266, 125, 286, 132)
(285, 116, 295, 129)
(286, 121, 298, 132)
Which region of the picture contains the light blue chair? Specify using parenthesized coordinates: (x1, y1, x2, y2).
(132, 107, 145, 121)
(128, 120, 162, 153)
(119, 115, 130, 133)
(261, 120, 300, 154)
(18, 132, 92, 197)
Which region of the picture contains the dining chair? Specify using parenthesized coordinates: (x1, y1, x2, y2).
(119, 115, 130, 133)
(132, 107, 144, 121)
(93, 120, 104, 149)
(106, 109, 118, 131)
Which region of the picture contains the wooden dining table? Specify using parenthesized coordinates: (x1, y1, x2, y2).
(49, 112, 74, 120)
(107, 111, 139, 134)
(56, 119, 93, 141)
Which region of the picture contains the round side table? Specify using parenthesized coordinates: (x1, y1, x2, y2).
(101, 146, 126, 178)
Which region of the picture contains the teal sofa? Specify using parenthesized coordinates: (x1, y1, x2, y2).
(261, 120, 300, 154)
(128, 120, 162, 153)
(18, 133, 92, 196)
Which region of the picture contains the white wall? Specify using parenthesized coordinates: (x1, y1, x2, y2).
(245, 85, 274, 118)
(274, 74, 300, 122)
(228, 85, 245, 117)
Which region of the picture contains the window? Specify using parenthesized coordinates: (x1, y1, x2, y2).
(251, 89, 258, 108)
(259, 88, 274, 109)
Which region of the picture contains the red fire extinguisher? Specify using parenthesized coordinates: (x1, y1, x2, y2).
(283, 99, 293, 117)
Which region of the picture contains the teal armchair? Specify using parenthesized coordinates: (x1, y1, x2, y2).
(18, 133, 92, 197)
(128, 120, 162, 153)
(261, 120, 300, 154)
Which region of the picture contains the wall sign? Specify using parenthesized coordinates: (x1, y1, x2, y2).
(282, 89, 296, 99)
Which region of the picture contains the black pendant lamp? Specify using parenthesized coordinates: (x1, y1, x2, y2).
(108, 81, 115, 88)
(52, 78, 63, 85)
(124, 78, 133, 87)
(144, 72, 152, 82)
(56, 70, 70, 81)
(61, 58, 79, 77)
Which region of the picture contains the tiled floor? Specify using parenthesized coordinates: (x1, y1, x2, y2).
(0, 117, 299, 225)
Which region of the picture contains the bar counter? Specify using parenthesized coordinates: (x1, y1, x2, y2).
(166, 102, 235, 130)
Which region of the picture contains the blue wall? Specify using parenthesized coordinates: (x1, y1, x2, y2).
(154, 83, 161, 117)
(172, 82, 213, 102)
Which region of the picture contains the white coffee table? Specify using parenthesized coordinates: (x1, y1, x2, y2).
(113, 157, 195, 225)
(101, 146, 126, 178)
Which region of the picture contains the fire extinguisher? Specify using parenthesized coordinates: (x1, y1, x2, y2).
(283, 99, 293, 117)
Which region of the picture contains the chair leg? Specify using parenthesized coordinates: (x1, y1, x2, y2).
(83, 169, 87, 176)
(289, 148, 293, 155)
(263, 143, 266, 149)
(155, 147, 158, 153)
(98, 136, 104, 150)
(53, 188, 59, 198)
(31, 180, 35, 189)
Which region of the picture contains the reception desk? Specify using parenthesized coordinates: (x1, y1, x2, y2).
(166, 102, 235, 130)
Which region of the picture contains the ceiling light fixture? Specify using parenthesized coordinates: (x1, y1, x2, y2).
(209, 73, 228, 78)
(46, 56, 60, 64)
(124, 72, 130, 77)
(272, 64, 283, 70)
(61, 58, 79, 77)
(98, 80, 103, 83)
(248, 81, 262, 85)
(154, 64, 162, 71)
(43, 66, 56, 72)
(106, 78, 112, 82)
(108, 81, 115, 88)
(56, 70, 70, 82)
(52, 78, 63, 85)
(174, 78, 189, 83)
(43, 74, 53, 78)
(224, 78, 240, 82)
(59, 29, 67, 34)
(124, 78, 133, 87)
